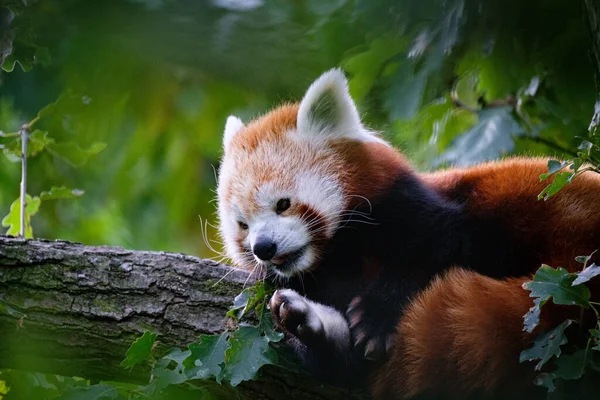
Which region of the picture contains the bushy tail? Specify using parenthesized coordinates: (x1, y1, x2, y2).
(371, 268, 556, 400)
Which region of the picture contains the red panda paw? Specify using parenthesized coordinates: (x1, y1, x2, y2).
(347, 296, 397, 361)
(269, 289, 326, 346)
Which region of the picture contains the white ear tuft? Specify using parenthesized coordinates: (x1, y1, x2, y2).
(297, 68, 363, 140)
(223, 115, 245, 149)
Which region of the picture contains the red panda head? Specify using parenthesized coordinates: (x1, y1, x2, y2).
(217, 69, 409, 278)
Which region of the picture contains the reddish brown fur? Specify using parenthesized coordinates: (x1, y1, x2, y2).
(230, 103, 299, 152)
(421, 158, 600, 272)
(333, 140, 412, 208)
(371, 159, 600, 398)
(372, 268, 587, 399)
(372, 269, 537, 398)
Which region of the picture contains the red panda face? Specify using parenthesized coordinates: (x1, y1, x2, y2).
(217, 69, 392, 278)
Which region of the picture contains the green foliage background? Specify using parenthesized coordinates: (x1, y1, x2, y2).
(1, 0, 600, 398)
(1, 0, 597, 258)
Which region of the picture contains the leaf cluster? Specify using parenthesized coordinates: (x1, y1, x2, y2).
(0, 98, 104, 238)
(47, 281, 283, 399)
(521, 255, 600, 394)
(1, 281, 286, 399)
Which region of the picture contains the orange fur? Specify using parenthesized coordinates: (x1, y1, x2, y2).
(372, 269, 538, 398)
(230, 103, 299, 152)
(421, 158, 600, 271)
(372, 268, 591, 399)
(334, 140, 412, 208)
(369, 159, 600, 399)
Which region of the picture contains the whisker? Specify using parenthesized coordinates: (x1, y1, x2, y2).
(345, 194, 373, 213)
(210, 164, 219, 185)
(244, 264, 258, 288)
(199, 216, 227, 257)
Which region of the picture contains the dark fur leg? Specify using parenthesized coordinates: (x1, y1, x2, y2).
(346, 277, 419, 361)
(269, 289, 366, 386)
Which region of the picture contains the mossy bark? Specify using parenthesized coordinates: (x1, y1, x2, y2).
(0, 236, 365, 400)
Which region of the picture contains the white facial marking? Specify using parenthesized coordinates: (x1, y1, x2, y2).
(295, 171, 344, 238)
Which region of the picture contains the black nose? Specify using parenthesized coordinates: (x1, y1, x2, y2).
(253, 237, 277, 261)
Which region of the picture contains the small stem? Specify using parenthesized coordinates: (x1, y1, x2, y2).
(589, 303, 600, 322)
(25, 115, 40, 130)
(0, 131, 20, 138)
(19, 126, 28, 238)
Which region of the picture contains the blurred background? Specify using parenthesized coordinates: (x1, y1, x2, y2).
(0, 0, 598, 258)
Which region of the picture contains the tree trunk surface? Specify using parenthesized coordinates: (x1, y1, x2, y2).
(0, 236, 366, 400)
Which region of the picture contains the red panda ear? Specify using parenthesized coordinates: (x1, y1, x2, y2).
(223, 115, 245, 149)
(297, 68, 363, 140)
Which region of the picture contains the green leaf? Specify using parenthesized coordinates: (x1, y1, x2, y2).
(39, 186, 85, 201)
(120, 331, 157, 369)
(1, 195, 41, 238)
(226, 281, 268, 320)
(523, 297, 546, 333)
(533, 373, 556, 392)
(221, 325, 279, 387)
(37, 101, 58, 119)
(520, 319, 572, 370)
(571, 157, 584, 173)
(2, 54, 32, 73)
(533, 348, 592, 393)
(28, 130, 53, 156)
(2, 130, 52, 160)
(523, 265, 590, 309)
(46, 141, 106, 167)
(384, 48, 444, 121)
(435, 107, 525, 167)
(552, 348, 589, 380)
(344, 35, 407, 101)
(183, 332, 230, 381)
(546, 159, 569, 175)
(538, 171, 573, 200)
(259, 309, 284, 343)
(56, 384, 122, 400)
(33, 47, 51, 67)
(148, 348, 191, 393)
(226, 288, 253, 320)
(2, 54, 15, 72)
(572, 263, 600, 286)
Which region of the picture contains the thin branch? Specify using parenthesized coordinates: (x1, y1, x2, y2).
(521, 135, 579, 158)
(25, 115, 40, 130)
(19, 125, 28, 238)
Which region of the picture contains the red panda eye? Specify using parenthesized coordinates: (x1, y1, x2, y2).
(238, 221, 248, 230)
(276, 198, 291, 214)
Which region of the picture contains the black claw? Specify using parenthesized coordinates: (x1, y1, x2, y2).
(347, 293, 403, 362)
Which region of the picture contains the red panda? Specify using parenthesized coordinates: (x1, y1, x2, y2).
(216, 69, 600, 399)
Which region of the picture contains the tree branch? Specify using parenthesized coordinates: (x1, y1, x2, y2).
(0, 235, 365, 400)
